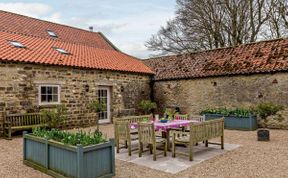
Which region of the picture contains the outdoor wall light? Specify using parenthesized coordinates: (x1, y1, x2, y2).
(258, 92, 263, 98)
(120, 86, 124, 92)
(272, 79, 278, 84)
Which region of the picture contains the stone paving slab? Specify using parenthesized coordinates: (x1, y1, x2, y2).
(116, 142, 240, 174)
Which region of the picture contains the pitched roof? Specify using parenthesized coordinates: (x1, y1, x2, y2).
(144, 38, 288, 80)
(0, 11, 153, 74)
(0, 30, 154, 74)
(0, 10, 116, 50)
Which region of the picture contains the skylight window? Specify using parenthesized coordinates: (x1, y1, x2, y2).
(9, 41, 25, 48)
(54, 47, 70, 55)
(47, 30, 58, 38)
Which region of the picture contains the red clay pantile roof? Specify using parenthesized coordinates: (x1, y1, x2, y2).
(0, 31, 154, 74)
(0, 10, 116, 50)
(144, 38, 288, 80)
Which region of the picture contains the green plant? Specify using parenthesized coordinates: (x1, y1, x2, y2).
(88, 99, 106, 113)
(32, 127, 106, 146)
(165, 108, 178, 120)
(232, 108, 251, 118)
(200, 108, 229, 116)
(138, 100, 157, 114)
(252, 102, 284, 119)
(41, 105, 68, 128)
(200, 107, 252, 118)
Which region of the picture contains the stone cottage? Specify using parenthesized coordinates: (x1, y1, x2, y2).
(0, 10, 154, 129)
(144, 38, 288, 116)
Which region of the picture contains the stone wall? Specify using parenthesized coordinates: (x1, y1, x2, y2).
(153, 72, 288, 115)
(0, 61, 151, 130)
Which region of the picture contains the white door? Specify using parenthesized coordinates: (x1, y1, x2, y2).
(97, 87, 111, 123)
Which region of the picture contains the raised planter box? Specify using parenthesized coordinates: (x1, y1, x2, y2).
(23, 132, 115, 178)
(204, 114, 257, 131)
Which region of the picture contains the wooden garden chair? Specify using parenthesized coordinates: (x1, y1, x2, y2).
(174, 114, 189, 120)
(170, 114, 189, 131)
(187, 114, 206, 144)
(172, 118, 224, 161)
(138, 122, 167, 161)
(117, 115, 152, 135)
(170, 114, 204, 132)
(114, 120, 138, 156)
(189, 114, 205, 122)
(184, 115, 205, 131)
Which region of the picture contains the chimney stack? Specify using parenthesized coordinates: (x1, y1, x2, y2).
(89, 26, 93, 32)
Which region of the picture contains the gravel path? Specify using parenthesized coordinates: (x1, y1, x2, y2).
(1, 125, 288, 178)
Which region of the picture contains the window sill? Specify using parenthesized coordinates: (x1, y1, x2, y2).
(39, 103, 61, 108)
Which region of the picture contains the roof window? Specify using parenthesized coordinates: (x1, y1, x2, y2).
(54, 47, 70, 55)
(9, 41, 26, 48)
(47, 30, 58, 38)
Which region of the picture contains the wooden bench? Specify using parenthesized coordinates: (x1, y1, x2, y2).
(172, 118, 224, 161)
(3, 113, 48, 139)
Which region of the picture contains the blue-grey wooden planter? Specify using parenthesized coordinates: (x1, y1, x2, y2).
(204, 114, 257, 131)
(23, 132, 115, 178)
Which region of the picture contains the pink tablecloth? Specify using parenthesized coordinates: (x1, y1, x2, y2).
(131, 120, 198, 132)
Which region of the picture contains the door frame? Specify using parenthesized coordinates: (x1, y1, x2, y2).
(97, 86, 111, 124)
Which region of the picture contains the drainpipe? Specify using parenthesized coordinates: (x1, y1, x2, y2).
(149, 75, 156, 115)
(149, 75, 155, 101)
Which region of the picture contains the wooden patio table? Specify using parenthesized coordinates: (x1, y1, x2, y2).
(131, 120, 199, 151)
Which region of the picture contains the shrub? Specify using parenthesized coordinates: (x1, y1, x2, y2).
(252, 102, 284, 119)
(32, 127, 106, 146)
(138, 100, 157, 114)
(88, 99, 106, 113)
(41, 105, 68, 128)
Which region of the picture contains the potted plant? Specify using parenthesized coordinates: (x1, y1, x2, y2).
(164, 108, 177, 120)
(201, 107, 257, 131)
(138, 100, 157, 115)
(23, 128, 115, 178)
(88, 99, 106, 129)
(41, 105, 68, 128)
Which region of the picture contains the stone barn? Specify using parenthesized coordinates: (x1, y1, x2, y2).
(145, 38, 288, 116)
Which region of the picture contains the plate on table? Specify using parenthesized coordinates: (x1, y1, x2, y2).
(160, 119, 168, 123)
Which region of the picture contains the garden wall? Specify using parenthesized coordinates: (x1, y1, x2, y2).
(153, 72, 288, 116)
(0, 61, 151, 131)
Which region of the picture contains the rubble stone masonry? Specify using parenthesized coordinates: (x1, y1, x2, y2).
(0, 61, 151, 131)
(153, 72, 288, 115)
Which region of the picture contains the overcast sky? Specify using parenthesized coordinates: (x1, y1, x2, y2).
(0, 0, 176, 59)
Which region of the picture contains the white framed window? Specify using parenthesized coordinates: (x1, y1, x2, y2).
(54, 47, 70, 55)
(47, 30, 58, 38)
(38, 85, 60, 105)
(9, 40, 26, 48)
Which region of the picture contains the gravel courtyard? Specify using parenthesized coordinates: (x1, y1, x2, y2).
(1, 125, 288, 178)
